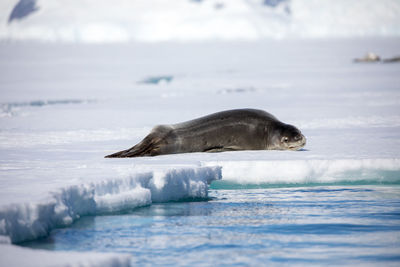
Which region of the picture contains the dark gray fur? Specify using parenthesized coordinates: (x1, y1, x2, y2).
(105, 109, 306, 158)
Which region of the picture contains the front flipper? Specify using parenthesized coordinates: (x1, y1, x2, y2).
(203, 146, 240, 153)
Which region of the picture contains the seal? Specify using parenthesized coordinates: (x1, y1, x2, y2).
(354, 52, 381, 63)
(105, 109, 306, 158)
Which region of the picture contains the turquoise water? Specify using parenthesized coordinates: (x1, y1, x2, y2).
(21, 185, 400, 266)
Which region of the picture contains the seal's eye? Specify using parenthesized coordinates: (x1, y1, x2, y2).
(282, 137, 289, 143)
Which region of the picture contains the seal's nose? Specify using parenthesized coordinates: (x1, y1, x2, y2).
(300, 134, 306, 145)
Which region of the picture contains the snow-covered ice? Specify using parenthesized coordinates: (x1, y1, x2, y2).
(1, 38, 400, 266)
(1, 0, 400, 42)
(1, 0, 400, 266)
(0, 243, 131, 267)
(0, 166, 221, 243)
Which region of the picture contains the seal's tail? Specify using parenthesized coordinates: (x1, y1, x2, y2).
(105, 134, 162, 158)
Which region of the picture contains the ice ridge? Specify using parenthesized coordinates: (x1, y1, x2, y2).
(0, 166, 221, 243)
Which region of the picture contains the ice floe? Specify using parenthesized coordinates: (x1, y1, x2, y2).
(0, 166, 221, 243)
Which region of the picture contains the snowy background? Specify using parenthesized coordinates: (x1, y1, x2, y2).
(1, 0, 400, 42)
(1, 0, 400, 266)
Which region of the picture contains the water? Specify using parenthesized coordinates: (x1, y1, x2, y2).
(21, 185, 400, 266)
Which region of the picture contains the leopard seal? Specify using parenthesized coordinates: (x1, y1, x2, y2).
(105, 109, 306, 158)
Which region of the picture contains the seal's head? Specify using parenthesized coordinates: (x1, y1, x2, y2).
(269, 123, 306, 151)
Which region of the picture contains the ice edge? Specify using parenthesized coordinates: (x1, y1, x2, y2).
(204, 158, 400, 185)
(0, 166, 222, 244)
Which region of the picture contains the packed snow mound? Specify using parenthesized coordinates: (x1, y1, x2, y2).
(1, 0, 400, 42)
(0, 166, 221, 243)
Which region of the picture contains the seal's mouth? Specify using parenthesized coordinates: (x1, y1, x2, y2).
(288, 135, 306, 150)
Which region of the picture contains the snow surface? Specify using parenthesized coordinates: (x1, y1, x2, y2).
(1, 0, 400, 42)
(0, 166, 221, 243)
(0, 18, 400, 267)
(0, 163, 220, 266)
(0, 244, 131, 267)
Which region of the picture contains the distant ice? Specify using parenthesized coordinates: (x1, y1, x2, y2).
(0, 99, 93, 118)
(1, 0, 400, 42)
(139, 76, 174, 85)
(217, 87, 257, 94)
